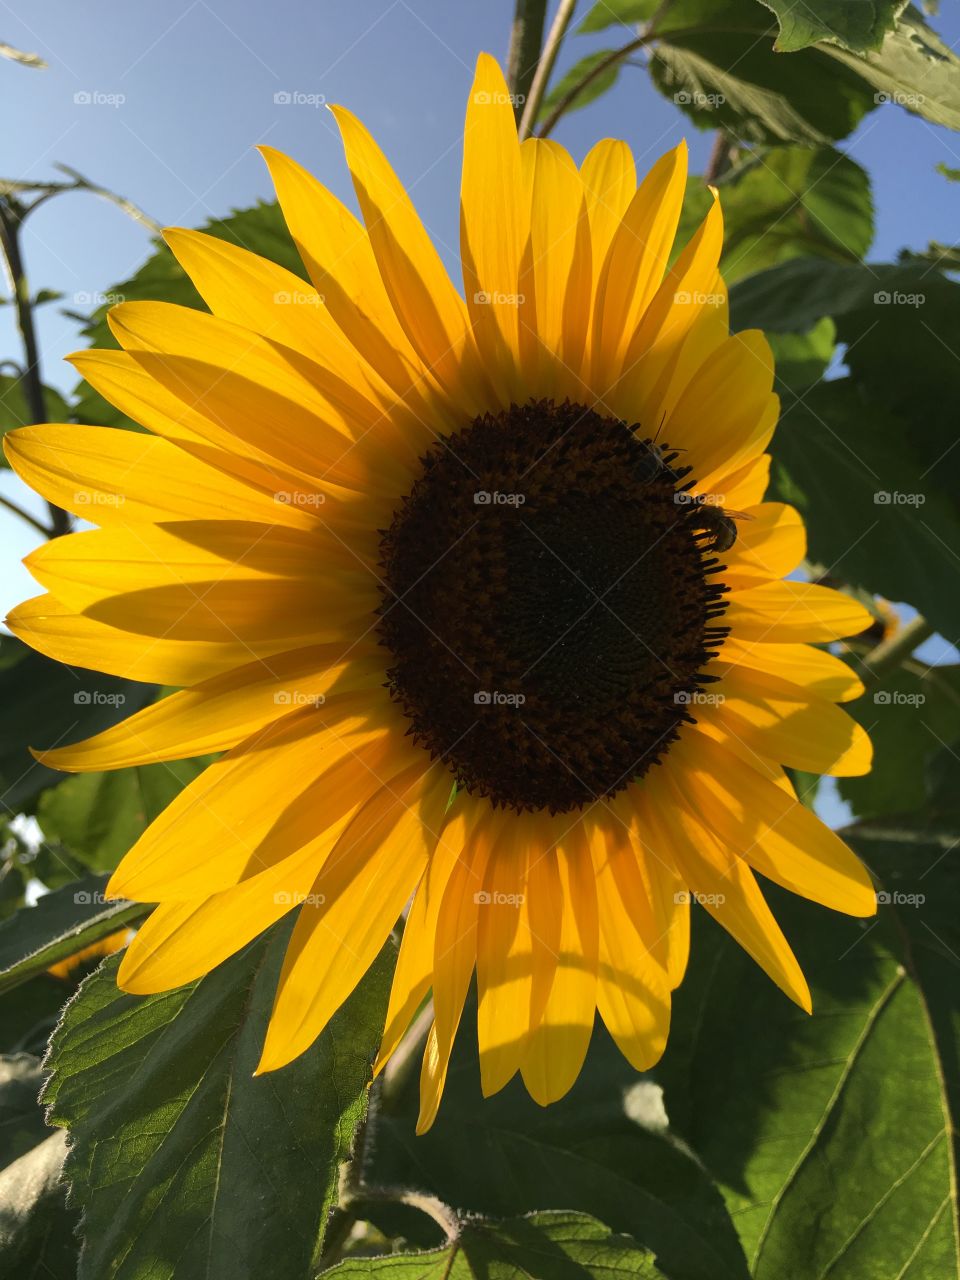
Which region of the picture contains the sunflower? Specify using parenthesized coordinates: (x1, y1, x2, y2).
(5, 53, 876, 1132)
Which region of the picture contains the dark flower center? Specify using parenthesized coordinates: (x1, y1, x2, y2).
(377, 399, 728, 813)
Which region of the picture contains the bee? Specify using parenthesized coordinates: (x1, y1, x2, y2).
(687, 500, 753, 554)
(635, 416, 687, 485)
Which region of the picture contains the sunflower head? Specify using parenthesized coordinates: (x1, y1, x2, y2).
(4, 52, 875, 1133)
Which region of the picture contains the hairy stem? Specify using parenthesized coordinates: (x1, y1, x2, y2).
(518, 0, 579, 140)
(507, 0, 548, 122)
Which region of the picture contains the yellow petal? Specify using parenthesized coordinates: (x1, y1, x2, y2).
(6, 593, 299, 685)
(476, 812, 537, 1095)
(653, 770, 812, 1012)
(35, 650, 383, 772)
(716, 503, 806, 588)
(671, 729, 877, 916)
(591, 141, 687, 388)
(717, 638, 865, 703)
(329, 104, 478, 404)
(462, 53, 525, 402)
(258, 761, 450, 1072)
(713, 454, 771, 509)
(520, 820, 598, 1105)
(705, 666, 873, 776)
(725, 581, 874, 644)
(106, 715, 398, 901)
(588, 818, 671, 1071)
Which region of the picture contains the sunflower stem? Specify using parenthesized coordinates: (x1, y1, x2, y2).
(856, 615, 935, 686)
(0, 196, 71, 538)
(518, 0, 579, 141)
(507, 0, 549, 123)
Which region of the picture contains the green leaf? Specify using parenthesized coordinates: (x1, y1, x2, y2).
(73, 202, 307, 432)
(0, 375, 71, 465)
(0, 1131, 78, 1279)
(0, 873, 148, 995)
(0, 1053, 47, 1166)
(43, 925, 394, 1280)
(372, 1002, 750, 1280)
(578, 1, 660, 33)
(680, 147, 873, 282)
(37, 757, 211, 873)
(325, 1212, 669, 1280)
(767, 380, 960, 638)
(648, 0, 877, 144)
(766, 317, 836, 391)
(936, 161, 960, 180)
(0, 635, 155, 812)
(757, 0, 907, 53)
(823, 4, 960, 131)
(656, 819, 960, 1276)
(838, 665, 960, 818)
(537, 50, 627, 122)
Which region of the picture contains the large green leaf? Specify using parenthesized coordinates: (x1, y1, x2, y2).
(823, 4, 960, 130)
(767, 380, 960, 638)
(757, 0, 907, 53)
(578, 1, 660, 33)
(43, 925, 394, 1280)
(0, 873, 148, 995)
(73, 202, 307, 431)
(37, 757, 212, 872)
(679, 147, 873, 281)
(838, 665, 960, 818)
(0, 1130, 77, 1280)
(324, 1212, 668, 1280)
(0, 636, 154, 812)
(656, 819, 960, 1277)
(371, 999, 750, 1280)
(649, 0, 878, 144)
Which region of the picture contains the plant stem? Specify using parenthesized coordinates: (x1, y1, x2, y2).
(857, 615, 935, 686)
(537, 32, 650, 138)
(518, 0, 579, 140)
(0, 199, 70, 537)
(507, 0, 548, 123)
(704, 129, 735, 183)
(0, 492, 53, 538)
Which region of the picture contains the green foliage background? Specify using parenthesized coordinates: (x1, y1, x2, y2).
(1, 3, 959, 1278)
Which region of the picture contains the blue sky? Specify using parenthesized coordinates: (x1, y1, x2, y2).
(1, 1, 958, 808)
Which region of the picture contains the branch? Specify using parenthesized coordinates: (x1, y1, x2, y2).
(518, 0, 579, 141)
(507, 0, 548, 122)
(537, 33, 650, 138)
(856, 615, 935, 687)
